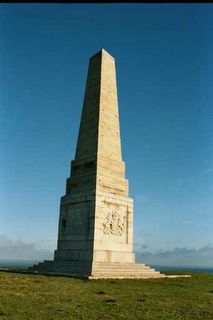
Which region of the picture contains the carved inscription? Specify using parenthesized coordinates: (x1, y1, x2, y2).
(103, 210, 126, 236)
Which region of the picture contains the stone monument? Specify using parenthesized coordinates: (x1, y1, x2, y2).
(30, 49, 164, 278)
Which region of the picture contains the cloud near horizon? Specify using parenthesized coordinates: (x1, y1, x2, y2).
(0, 235, 53, 260)
(136, 245, 213, 267)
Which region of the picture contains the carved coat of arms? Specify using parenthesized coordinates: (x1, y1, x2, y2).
(103, 210, 126, 236)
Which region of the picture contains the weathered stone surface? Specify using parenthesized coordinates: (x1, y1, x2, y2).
(30, 49, 163, 279)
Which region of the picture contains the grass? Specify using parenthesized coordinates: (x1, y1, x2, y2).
(0, 271, 212, 320)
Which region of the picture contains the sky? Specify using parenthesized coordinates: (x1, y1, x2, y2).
(0, 4, 213, 267)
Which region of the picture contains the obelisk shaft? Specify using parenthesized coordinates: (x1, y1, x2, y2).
(75, 49, 122, 162)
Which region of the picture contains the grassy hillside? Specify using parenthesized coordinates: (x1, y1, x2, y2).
(0, 271, 212, 320)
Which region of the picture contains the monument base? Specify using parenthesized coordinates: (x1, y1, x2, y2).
(29, 261, 165, 279)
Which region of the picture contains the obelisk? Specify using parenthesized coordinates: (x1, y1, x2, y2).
(30, 49, 164, 278)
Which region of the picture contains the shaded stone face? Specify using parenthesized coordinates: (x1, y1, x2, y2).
(54, 49, 135, 265)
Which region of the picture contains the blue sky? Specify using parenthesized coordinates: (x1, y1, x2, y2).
(0, 4, 213, 266)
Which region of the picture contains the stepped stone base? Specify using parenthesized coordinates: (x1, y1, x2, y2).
(29, 261, 165, 279)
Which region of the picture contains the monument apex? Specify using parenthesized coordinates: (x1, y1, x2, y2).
(29, 49, 165, 278)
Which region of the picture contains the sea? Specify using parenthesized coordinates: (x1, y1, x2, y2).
(0, 260, 212, 274)
(152, 265, 213, 274)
